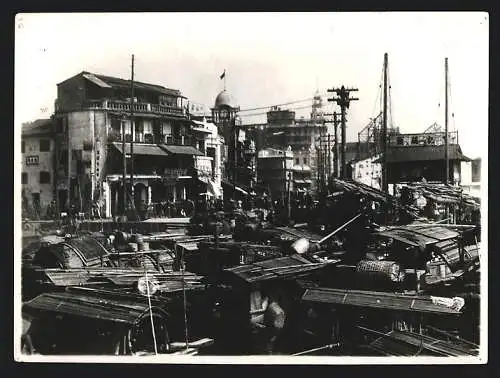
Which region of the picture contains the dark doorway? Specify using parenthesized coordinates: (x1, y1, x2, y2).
(58, 190, 68, 213)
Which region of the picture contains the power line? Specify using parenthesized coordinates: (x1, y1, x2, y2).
(238, 92, 329, 112)
(239, 104, 314, 118)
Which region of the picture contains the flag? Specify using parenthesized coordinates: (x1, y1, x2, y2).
(220, 70, 226, 80)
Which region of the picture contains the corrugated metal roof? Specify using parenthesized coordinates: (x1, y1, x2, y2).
(112, 142, 170, 156)
(375, 226, 459, 247)
(223, 255, 325, 284)
(379, 145, 470, 163)
(22, 291, 151, 325)
(160, 144, 204, 156)
(301, 288, 462, 315)
(82, 73, 112, 88)
(92, 72, 184, 97)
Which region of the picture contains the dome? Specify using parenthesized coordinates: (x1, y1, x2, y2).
(214, 90, 237, 109)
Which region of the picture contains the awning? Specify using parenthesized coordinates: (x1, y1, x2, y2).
(191, 120, 212, 133)
(160, 144, 204, 156)
(112, 142, 169, 156)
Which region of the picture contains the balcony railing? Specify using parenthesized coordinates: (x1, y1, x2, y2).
(87, 99, 187, 118)
(107, 130, 195, 147)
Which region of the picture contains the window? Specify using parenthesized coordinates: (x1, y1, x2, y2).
(26, 156, 39, 166)
(21, 172, 28, 184)
(39, 139, 50, 152)
(295, 158, 300, 165)
(397, 137, 404, 145)
(21, 141, 25, 153)
(39, 171, 50, 184)
(303, 158, 308, 165)
(411, 136, 419, 145)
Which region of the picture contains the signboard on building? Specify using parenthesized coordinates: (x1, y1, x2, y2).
(163, 168, 188, 179)
(26, 155, 39, 166)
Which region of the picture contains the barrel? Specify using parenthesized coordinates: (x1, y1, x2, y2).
(356, 260, 403, 282)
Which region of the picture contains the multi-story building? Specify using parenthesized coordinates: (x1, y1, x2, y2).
(257, 148, 294, 203)
(382, 130, 470, 193)
(191, 116, 223, 198)
(52, 71, 203, 218)
(248, 93, 327, 192)
(21, 119, 55, 218)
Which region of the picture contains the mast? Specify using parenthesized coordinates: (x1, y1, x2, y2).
(130, 54, 135, 212)
(445, 57, 449, 185)
(381, 52, 388, 193)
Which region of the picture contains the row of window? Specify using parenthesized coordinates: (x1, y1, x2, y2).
(21, 139, 51, 153)
(21, 172, 50, 184)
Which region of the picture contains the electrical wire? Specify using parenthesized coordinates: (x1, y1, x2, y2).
(239, 104, 314, 118)
(238, 92, 329, 113)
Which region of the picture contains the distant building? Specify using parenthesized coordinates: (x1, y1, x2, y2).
(383, 144, 470, 188)
(52, 71, 202, 218)
(461, 157, 481, 198)
(351, 154, 382, 190)
(21, 119, 55, 218)
(257, 148, 294, 203)
(245, 92, 327, 192)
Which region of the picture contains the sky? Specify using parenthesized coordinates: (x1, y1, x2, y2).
(14, 12, 488, 159)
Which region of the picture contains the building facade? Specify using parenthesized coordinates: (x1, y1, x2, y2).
(21, 119, 55, 218)
(52, 71, 203, 218)
(257, 148, 294, 203)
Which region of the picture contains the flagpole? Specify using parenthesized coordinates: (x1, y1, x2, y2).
(224, 69, 226, 91)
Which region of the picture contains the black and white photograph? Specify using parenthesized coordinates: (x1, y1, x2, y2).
(14, 12, 488, 363)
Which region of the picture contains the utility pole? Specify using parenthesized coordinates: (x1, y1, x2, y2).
(333, 112, 340, 178)
(328, 86, 359, 179)
(444, 57, 450, 224)
(381, 52, 389, 193)
(327, 133, 331, 180)
(121, 116, 127, 218)
(129, 54, 135, 213)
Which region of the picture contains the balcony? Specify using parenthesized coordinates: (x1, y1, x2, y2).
(87, 99, 187, 118)
(107, 130, 195, 147)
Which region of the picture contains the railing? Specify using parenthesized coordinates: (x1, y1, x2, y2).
(87, 100, 187, 117)
(107, 131, 195, 147)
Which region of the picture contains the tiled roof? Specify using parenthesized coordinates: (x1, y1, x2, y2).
(111, 142, 169, 156)
(160, 144, 204, 156)
(63, 71, 184, 97)
(377, 145, 470, 163)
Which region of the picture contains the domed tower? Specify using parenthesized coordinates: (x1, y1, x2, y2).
(211, 88, 241, 184)
(211, 89, 240, 142)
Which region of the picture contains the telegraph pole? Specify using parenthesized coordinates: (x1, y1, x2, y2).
(129, 54, 135, 212)
(327, 133, 331, 180)
(333, 112, 340, 178)
(328, 86, 359, 179)
(121, 116, 127, 218)
(381, 52, 389, 193)
(444, 57, 449, 186)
